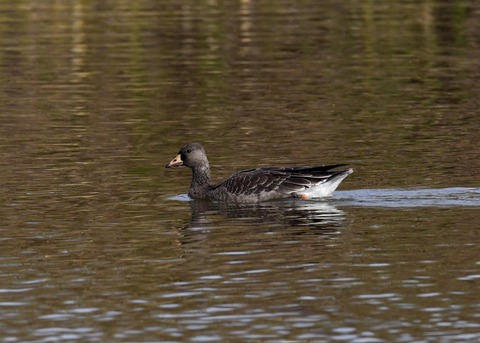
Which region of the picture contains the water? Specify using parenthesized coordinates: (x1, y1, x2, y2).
(1, 1, 480, 342)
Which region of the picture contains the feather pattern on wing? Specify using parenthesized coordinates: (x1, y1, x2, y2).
(212, 164, 349, 197)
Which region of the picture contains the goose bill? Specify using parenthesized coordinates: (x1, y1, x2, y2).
(166, 154, 183, 168)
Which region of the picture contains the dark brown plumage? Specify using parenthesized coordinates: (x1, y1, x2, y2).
(166, 143, 353, 203)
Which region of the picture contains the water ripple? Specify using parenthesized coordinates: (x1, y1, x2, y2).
(336, 187, 480, 208)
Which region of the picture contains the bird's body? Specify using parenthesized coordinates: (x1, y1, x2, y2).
(166, 143, 352, 203)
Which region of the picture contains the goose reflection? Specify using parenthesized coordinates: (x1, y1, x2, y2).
(186, 197, 348, 232)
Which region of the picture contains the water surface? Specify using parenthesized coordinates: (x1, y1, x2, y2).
(1, 1, 480, 342)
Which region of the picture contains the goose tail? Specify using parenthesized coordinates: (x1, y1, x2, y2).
(303, 168, 353, 198)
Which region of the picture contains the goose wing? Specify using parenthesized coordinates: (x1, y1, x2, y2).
(213, 164, 349, 196)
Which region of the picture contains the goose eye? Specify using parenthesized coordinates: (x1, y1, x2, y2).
(187, 149, 192, 153)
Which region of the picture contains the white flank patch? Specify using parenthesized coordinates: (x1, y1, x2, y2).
(302, 168, 353, 198)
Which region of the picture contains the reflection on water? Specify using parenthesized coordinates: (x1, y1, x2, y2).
(187, 198, 347, 229)
(169, 186, 480, 233)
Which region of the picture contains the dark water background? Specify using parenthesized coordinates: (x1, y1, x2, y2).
(1, 1, 479, 342)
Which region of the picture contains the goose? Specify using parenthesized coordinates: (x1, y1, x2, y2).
(166, 143, 352, 203)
